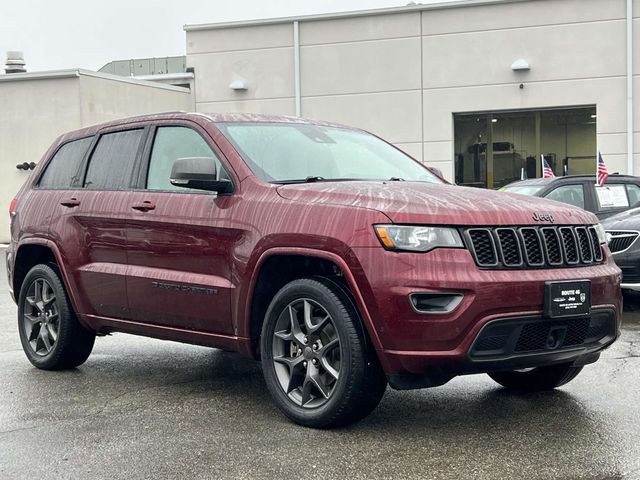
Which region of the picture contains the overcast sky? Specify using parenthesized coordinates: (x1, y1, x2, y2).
(0, 0, 443, 72)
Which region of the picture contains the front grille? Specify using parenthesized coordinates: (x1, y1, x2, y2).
(470, 311, 616, 359)
(514, 318, 590, 352)
(606, 230, 639, 254)
(465, 225, 604, 269)
(467, 229, 497, 266)
(620, 266, 640, 284)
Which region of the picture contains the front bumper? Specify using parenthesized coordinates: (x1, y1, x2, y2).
(351, 246, 622, 380)
(611, 249, 640, 291)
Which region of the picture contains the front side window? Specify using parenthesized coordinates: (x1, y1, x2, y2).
(545, 184, 585, 209)
(146, 126, 225, 192)
(84, 129, 144, 189)
(39, 137, 93, 189)
(217, 122, 442, 184)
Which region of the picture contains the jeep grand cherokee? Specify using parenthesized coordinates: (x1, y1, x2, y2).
(6, 113, 621, 428)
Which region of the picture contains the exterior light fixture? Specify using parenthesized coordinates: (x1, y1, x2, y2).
(511, 59, 530, 71)
(229, 79, 248, 91)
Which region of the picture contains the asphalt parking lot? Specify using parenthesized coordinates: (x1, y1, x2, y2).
(1, 254, 639, 480)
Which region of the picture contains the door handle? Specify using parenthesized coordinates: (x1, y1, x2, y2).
(131, 201, 156, 212)
(60, 198, 81, 208)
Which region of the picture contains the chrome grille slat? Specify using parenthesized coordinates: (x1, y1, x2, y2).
(606, 230, 639, 254)
(465, 225, 604, 269)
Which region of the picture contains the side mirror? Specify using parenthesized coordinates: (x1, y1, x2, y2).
(170, 157, 232, 193)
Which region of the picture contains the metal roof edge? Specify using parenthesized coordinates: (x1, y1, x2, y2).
(184, 0, 533, 31)
(0, 68, 192, 93)
(0, 69, 81, 83)
(77, 69, 192, 93)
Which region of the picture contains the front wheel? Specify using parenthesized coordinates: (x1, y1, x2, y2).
(260, 278, 387, 428)
(488, 363, 583, 392)
(17, 264, 95, 370)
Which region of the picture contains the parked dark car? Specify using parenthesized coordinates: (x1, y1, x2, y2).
(6, 113, 621, 428)
(602, 207, 640, 291)
(502, 175, 640, 219)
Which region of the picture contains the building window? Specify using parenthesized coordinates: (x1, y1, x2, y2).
(454, 107, 596, 189)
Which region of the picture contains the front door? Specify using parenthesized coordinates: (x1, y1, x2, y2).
(125, 124, 238, 335)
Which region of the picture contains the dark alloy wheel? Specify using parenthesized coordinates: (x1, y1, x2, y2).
(261, 277, 387, 428)
(18, 264, 95, 370)
(23, 277, 60, 356)
(272, 297, 341, 408)
(488, 363, 583, 392)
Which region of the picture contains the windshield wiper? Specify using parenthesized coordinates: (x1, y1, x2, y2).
(272, 176, 363, 184)
(388, 177, 405, 181)
(305, 176, 326, 183)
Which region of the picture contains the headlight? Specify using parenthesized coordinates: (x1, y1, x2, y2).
(595, 223, 607, 244)
(374, 225, 463, 252)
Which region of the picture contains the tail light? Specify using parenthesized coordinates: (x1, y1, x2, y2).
(9, 198, 17, 218)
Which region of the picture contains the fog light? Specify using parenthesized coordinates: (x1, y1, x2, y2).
(409, 293, 463, 314)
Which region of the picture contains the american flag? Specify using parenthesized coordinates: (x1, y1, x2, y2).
(597, 151, 609, 187)
(541, 155, 555, 178)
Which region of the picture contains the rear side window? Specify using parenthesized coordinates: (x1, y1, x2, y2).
(39, 137, 93, 189)
(84, 129, 144, 189)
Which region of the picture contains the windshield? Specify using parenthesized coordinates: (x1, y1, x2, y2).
(217, 122, 443, 184)
(502, 185, 545, 196)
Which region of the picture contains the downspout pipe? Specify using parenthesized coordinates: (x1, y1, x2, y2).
(627, 0, 634, 175)
(293, 20, 301, 117)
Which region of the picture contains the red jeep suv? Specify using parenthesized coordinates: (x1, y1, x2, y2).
(6, 113, 621, 428)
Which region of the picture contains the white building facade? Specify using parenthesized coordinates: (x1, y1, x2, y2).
(0, 70, 194, 241)
(185, 0, 638, 187)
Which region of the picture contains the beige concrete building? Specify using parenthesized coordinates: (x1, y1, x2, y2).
(0, 69, 194, 241)
(185, 0, 638, 187)
(1, 0, 637, 242)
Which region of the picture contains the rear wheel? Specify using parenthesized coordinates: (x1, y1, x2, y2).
(260, 278, 387, 428)
(18, 264, 95, 370)
(488, 363, 583, 392)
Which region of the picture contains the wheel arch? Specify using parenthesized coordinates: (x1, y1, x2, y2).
(243, 247, 383, 359)
(12, 239, 81, 316)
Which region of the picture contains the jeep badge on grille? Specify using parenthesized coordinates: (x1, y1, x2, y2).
(532, 212, 554, 222)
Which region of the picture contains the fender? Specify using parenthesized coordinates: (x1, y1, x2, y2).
(14, 237, 87, 329)
(240, 246, 384, 358)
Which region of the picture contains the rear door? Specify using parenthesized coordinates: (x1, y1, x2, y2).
(125, 123, 239, 335)
(48, 127, 146, 319)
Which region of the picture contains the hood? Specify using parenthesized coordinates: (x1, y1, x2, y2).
(276, 181, 597, 225)
(601, 207, 640, 230)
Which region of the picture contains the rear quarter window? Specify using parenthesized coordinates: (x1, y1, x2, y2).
(38, 137, 93, 189)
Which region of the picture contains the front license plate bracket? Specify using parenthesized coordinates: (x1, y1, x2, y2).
(544, 280, 591, 318)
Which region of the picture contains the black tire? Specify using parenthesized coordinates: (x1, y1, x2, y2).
(488, 363, 583, 392)
(17, 264, 95, 370)
(260, 277, 387, 428)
